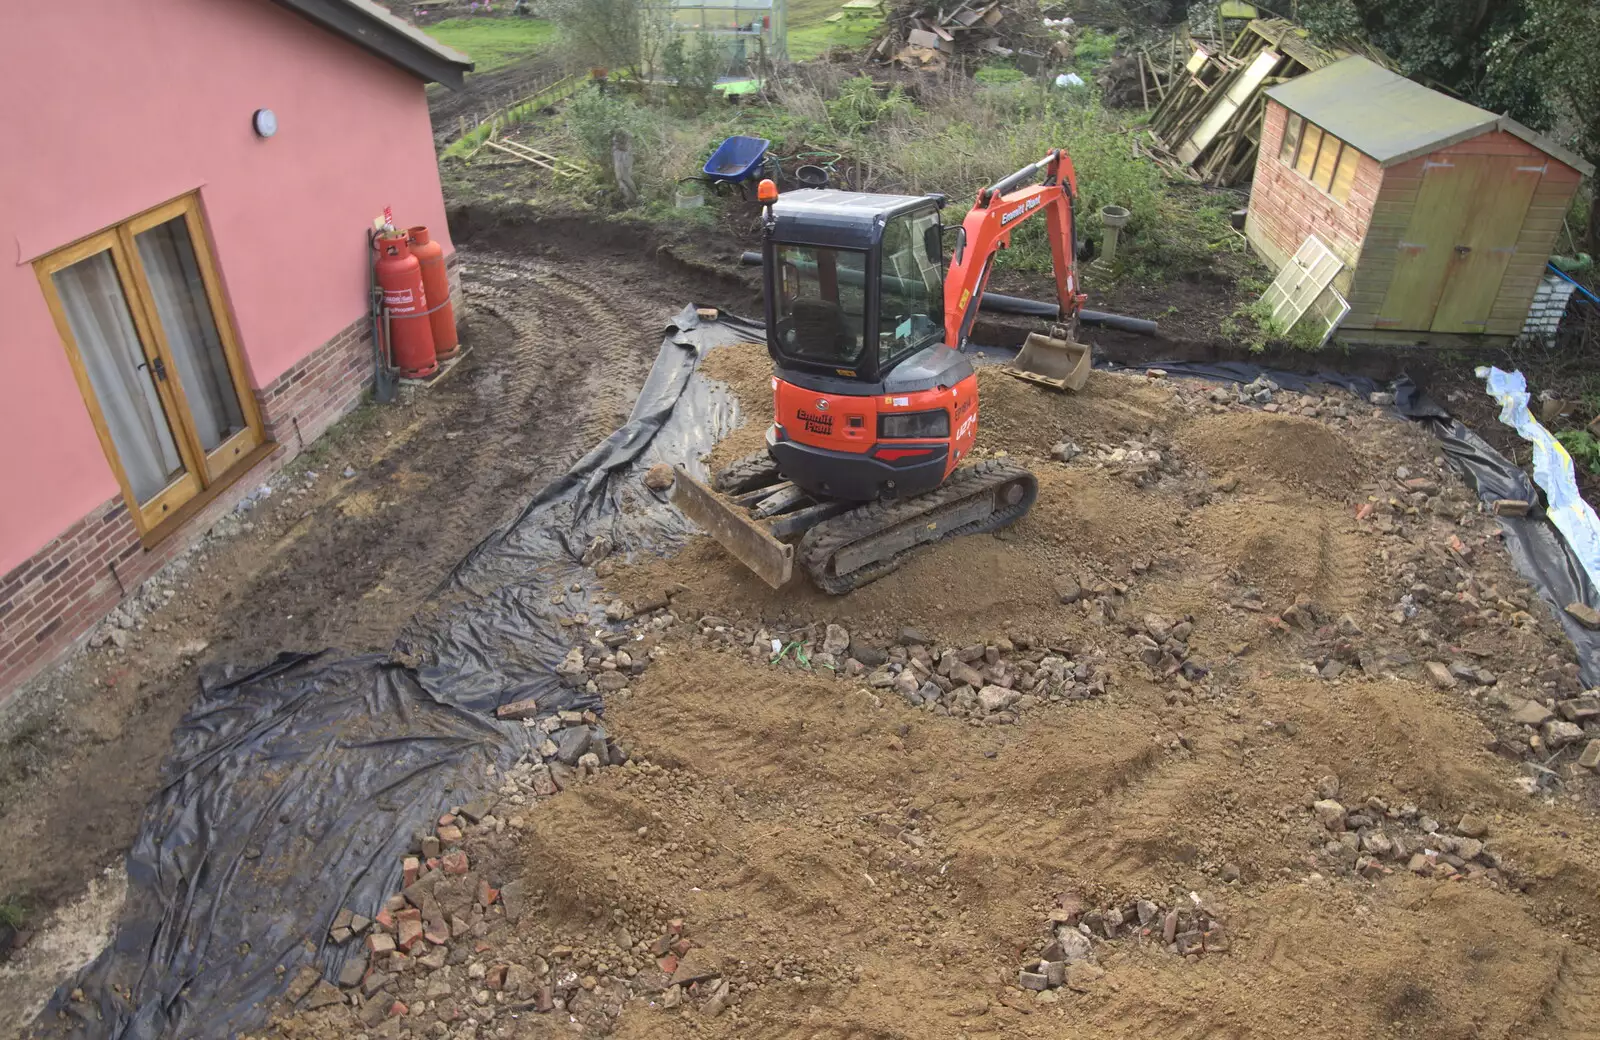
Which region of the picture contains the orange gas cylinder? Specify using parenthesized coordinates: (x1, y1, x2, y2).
(374, 232, 438, 379)
(407, 226, 459, 360)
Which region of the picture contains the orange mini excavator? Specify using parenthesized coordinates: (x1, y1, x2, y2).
(672, 150, 1091, 594)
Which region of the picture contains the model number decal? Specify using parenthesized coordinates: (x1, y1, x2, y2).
(957, 414, 976, 440)
(1000, 196, 1043, 226)
(797, 408, 834, 435)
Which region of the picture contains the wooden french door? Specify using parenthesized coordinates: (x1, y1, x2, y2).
(36, 194, 266, 539)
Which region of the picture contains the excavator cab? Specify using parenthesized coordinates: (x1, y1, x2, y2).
(758, 190, 978, 504)
(762, 191, 949, 384)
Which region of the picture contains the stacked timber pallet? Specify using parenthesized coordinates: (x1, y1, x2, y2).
(1145, 18, 1388, 187)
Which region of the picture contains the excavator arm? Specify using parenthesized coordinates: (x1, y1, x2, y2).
(943, 149, 1085, 349)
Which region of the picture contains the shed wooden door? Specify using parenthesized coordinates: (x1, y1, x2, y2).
(1377, 156, 1541, 333)
(1429, 158, 1543, 333)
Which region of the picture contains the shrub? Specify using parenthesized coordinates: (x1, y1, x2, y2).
(826, 76, 913, 135)
(1558, 429, 1600, 475)
(564, 85, 654, 175)
(1073, 28, 1116, 68)
(550, 0, 641, 72)
(663, 31, 723, 109)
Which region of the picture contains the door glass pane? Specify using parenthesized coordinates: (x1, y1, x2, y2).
(877, 211, 944, 366)
(134, 216, 245, 453)
(774, 244, 868, 366)
(52, 252, 185, 503)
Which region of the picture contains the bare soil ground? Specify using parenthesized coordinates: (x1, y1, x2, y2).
(259, 333, 1600, 1040)
(0, 228, 726, 1026)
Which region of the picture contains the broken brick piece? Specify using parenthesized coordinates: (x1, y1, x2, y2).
(667, 918, 686, 936)
(389, 1000, 409, 1018)
(438, 814, 457, 827)
(496, 695, 542, 721)
(397, 918, 425, 952)
(396, 907, 422, 924)
(478, 878, 499, 907)
(486, 964, 509, 991)
(670, 938, 692, 957)
(438, 825, 464, 844)
(330, 926, 352, 944)
(403, 857, 421, 887)
(367, 933, 396, 956)
(649, 935, 672, 957)
(441, 851, 470, 875)
(375, 909, 396, 933)
(657, 954, 679, 975)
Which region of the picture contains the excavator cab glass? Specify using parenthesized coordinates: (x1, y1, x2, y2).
(876, 209, 944, 366)
(773, 244, 868, 366)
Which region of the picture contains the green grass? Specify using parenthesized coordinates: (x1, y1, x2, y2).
(786, 0, 882, 60)
(423, 17, 557, 72)
(0, 896, 26, 930)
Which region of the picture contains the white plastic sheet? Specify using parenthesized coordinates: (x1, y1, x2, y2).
(1479, 366, 1600, 589)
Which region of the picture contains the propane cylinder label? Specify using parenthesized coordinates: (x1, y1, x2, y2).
(384, 288, 416, 309)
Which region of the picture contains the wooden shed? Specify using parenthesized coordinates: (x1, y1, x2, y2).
(1244, 56, 1593, 344)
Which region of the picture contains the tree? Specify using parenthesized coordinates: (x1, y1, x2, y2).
(550, 0, 643, 74)
(1297, 0, 1549, 128)
(1491, 0, 1600, 250)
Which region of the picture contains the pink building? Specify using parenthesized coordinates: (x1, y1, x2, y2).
(0, 0, 471, 700)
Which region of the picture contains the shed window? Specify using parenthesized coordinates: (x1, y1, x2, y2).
(1279, 113, 1304, 164)
(1278, 116, 1362, 204)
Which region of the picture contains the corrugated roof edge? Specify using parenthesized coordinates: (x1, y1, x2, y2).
(270, 0, 475, 89)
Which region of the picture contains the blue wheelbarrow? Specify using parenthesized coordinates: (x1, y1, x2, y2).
(701, 135, 771, 198)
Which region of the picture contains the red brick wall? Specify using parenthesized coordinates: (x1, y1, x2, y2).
(0, 315, 375, 701)
(1244, 100, 1383, 291)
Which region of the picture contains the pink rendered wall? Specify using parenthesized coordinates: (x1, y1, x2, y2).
(0, 0, 454, 575)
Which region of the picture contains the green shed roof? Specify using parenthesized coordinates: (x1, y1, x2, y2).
(1265, 56, 1593, 175)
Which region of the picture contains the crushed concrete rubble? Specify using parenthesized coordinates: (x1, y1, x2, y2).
(1015, 890, 1227, 1001)
(1293, 776, 1506, 881)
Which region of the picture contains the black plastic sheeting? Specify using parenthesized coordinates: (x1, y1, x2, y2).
(1391, 382, 1600, 686)
(36, 307, 759, 1040)
(34, 310, 1600, 1039)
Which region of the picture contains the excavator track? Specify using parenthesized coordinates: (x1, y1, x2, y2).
(796, 459, 1038, 594)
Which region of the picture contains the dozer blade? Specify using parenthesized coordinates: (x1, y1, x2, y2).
(1006, 328, 1091, 392)
(670, 467, 794, 589)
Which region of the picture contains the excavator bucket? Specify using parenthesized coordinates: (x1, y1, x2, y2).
(1005, 326, 1091, 392)
(670, 467, 795, 589)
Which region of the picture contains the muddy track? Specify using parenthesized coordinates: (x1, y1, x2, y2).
(337, 252, 665, 648)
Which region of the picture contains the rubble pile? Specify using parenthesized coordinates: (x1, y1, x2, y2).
(687, 618, 1112, 723)
(1125, 612, 1207, 688)
(873, 0, 1042, 67)
(1014, 891, 1228, 1002)
(1294, 777, 1505, 882)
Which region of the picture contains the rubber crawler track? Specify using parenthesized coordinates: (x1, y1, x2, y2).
(713, 450, 782, 493)
(797, 459, 1038, 594)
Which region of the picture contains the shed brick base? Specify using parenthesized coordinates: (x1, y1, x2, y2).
(0, 314, 376, 702)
